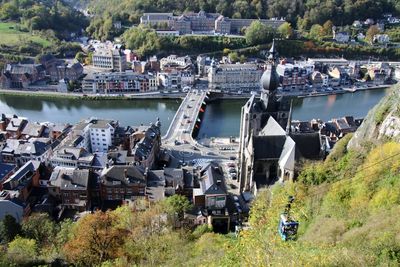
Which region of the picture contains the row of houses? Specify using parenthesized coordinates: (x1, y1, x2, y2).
(0, 113, 234, 231)
(0, 55, 83, 89)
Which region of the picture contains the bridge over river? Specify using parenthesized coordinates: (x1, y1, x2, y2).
(162, 90, 239, 169)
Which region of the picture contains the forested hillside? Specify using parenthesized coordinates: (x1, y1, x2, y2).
(82, 0, 399, 26)
(0, 0, 88, 38)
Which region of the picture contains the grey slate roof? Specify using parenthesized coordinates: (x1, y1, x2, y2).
(6, 118, 27, 132)
(289, 132, 323, 160)
(101, 165, 146, 186)
(49, 167, 90, 191)
(3, 160, 40, 189)
(21, 122, 44, 137)
(253, 135, 286, 160)
(0, 163, 16, 181)
(198, 162, 227, 195)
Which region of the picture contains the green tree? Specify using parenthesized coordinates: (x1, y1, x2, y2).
(22, 213, 57, 246)
(245, 21, 274, 46)
(123, 26, 160, 57)
(309, 24, 324, 40)
(223, 48, 231, 55)
(228, 52, 239, 63)
(75, 51, 85, 63)
(7, 236, 37, 265)
(322, 20, 333, 37)
(278, 22, 293, 39)
(0, 215, 21, 243)
(164, 195, 192, 220)
(240, 54, 247, 63)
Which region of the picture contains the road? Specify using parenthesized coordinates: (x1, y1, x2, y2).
(162, 89, 239, 169)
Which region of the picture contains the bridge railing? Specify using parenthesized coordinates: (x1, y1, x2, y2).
(162, 92, 189, 141)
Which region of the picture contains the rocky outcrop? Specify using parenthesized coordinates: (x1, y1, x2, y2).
(348, 85, 400, 150)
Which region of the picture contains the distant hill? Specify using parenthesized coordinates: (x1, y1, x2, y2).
(80, 0, 398, 26)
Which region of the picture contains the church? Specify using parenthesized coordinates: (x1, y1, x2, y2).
(238, 41, 324, 194)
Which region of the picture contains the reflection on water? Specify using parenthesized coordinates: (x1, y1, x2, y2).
(0, 95, 181, 134)
(0, 88, 389, 137)
(199, 88, 389, 137)
(292, 88, 389, 121)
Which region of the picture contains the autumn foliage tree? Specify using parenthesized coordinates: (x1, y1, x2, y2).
(63, 211, 128, 265)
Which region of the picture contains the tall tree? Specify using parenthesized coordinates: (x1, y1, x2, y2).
(22, 213, 57, 246)
(64, 211, 127, 265)
(245, 21, 275, 45)
(278, 22, 294, 39)
(366, 25, 380, 43)
(322, 20, 333, 37)
(0, 215, 21, 243)
(309, 24, 324, 40)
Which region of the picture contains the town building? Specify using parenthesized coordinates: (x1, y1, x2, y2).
(2, 160, 40, 202)
(48, 167, 92, 211)
(100, 165, 147, 202)
(208, 61, 263, 91)
(49, 63, 83, 82)
(140, 11, 285, 35)
(88, 119, 118, 153)
(1, 138, 52, 167)
(276, 62, 308, 90)
(160, 55, 192, 70)
(6, 117, 27, 139)
(193, 162, 227, 210)
(373, 34, 390, 44)
(157, 72, 182, 89)
(0, 163, 16, 190)
(197, 55, 213, 76)
(21, 122, 45, 139)
(156, 30, 180, 36)
(333, 31, 350, 43)
(310, 71, 323, 87)
(50, 147, 94, 168)
(0, 64, 46, 89)
(82, 72, 158, 94)
(0, 195, 25, 223)
(92, 47, 127, 72)
(130, 121, 161, 169)
(367, 63, 391, 85)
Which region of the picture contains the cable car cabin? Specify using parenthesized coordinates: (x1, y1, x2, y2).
(278, 213, 299, 241)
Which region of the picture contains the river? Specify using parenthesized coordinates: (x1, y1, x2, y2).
(0, 88, 389, 137)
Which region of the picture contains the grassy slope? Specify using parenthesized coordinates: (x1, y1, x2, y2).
(0, 22, 52, 47)
(222, 135, 400, 266)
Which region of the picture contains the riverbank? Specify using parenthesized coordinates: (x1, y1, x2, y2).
(0, 89, 186, 100)
(0, 83, 393, 100)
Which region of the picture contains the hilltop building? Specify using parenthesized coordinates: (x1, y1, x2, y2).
(140, 11, 285, 35)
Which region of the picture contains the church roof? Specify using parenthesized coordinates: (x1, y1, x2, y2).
(260, 116, 286, 136)
(253, 135, 286, 160)
(290, 132, 323, 160)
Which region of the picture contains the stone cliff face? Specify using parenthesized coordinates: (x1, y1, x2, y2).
(348, 85, 400, 150)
